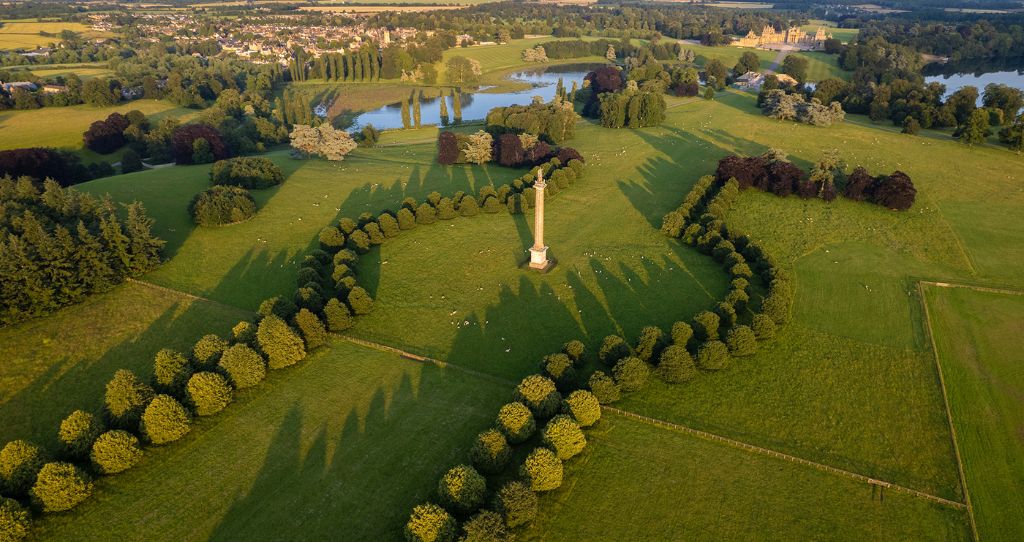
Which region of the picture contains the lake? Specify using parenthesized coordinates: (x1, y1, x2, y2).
(923, 59, 1024, 103)
(345, 65, 599, 132)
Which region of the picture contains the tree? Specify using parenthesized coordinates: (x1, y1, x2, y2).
(0, 441, 44, 497)
(704, 59, 728, 90)
(30, 462, 92, 512)
(519, 447, 562, 491)
(413, 92, 422, 128)
(121, 149, 144, 173)
(0, 497, 30, 542)
(172, 124, 228, 165)
(189, 186, 257, 226)
(726, 325, 758, 356)
(751, 314, 777, 340)
(289, 124, 357, 161)
(561, 390, 600, 427)
(634, 325, 666, 362)
(496, 402, 536, 444)
(692, 311, 720, 342)
(462, 130, 493, 165)
(257, 314, 307, 369)
(460, 510, 511, 542)
(104, 369, 154, 429)
(90, 430, 143, 475)
(437, 465, 486, 514)
(439, 93, 449, 126)
(81, 77, 118, 106)
(58, 410, 101, 459)
(436, 131, 459, 165)
(587, 370, 620, 404)
(955, 108, 992, 145)
(186, 372, 233, 416)
(347, 286, 374, 315)
(696, 340, 731, 370)
(656, 345, 697, 383)
(401, 98, 411, 129)
(210, 157, 284, 189)
(513, 375, 561, 418)
(612, 357, 649, 392)
(83, 114, 127, 154)
(598, 335, 631, 366)
(562, 339, 585, 363)
(217, 344, 267, 389)
(452, 91, 462, 123)
(470, 429, 511, 474)
(293, 308, 328, 350)
(541, 353, 576, 390)
(781, 55, 809, 83)
(542, 415, 586, 460)
(671, 321, 694, 346)
(872, 171, 916, 211)
(947, 86, 979, 125)
(734, 51, 759, 76)
(405, 503, 456, 542)
(140, 394, 191, 445)
(494, 480, 537, 528)
(983, 83, 1024, 122)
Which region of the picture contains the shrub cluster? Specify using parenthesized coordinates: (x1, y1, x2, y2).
(485, 100, 579, 144)
(189, 185, 257, 226)
(760, 89, 845, 126)
(209, 156, 284, 189)
(713, 152, 916, 211)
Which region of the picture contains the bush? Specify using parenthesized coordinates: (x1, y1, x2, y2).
(519, 447, 562, 492)
(541, 353, 576, 390)
(513, 375, 561, 418)
(140, 394, 191, 444)
(217, 344, 267, 389)
(612, 357, 649, 392)
(347, 229, 371, 253)
(726, 325, 758, 356)
(692, 311, 721, 342)
(751, 314, 777, 340)
(30, 462, 92, 512)
(562, 339, 585, 363)
(634, 326, 666, 362)
(469, 429, 511, 474)
(397, 208, 417, 230)
(587, 370, 620, 404)
(696, 340, 731, 370)
(496, 402, 536, 444)
(460, 510, 511, 542)
(562, 389, 601, 427)
(104, 369, 154, 429)
(541, 415, 586, 460)
(437, 464, 486, 514)
(405, 503, 456, 542)
(293, 308, 328, 350)
(90, 430, 143, 475)
(348, 286, 374, 315)
(598, 335, 631, 366)
(670, 322, 694, 348)
(190, 185, 257, 226)
(459, 195, 479, 216)
(715, 301, 738, 328)
(192, 334, 228, 368)
(415, 203, 438, 225)
(153, 348, 192, 393)
(0, 441, 44, 497)
(210, 156, 284, 189)
(378, 213, 400, 238)
(186, 372, 233, 417)
(58, 410, 101, 459)
(257, 314, 307, 369)
(319, 226, 346, 251)
(494, 480, 537, 528)
(0, 497, 30, 541)
(656, 345, 697, 384)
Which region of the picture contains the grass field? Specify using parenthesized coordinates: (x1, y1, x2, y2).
(0, 100, 197, 159)
(671, 40, 849, 81)
(440, 37, 608, 86)
(0, 20, 112, 50)
(5, 70, 1022, 539)
(923, 285, 1024, 540)
(32, 341, 510, 541)
(802, 19, 860, 43)
(525, 411, 970, 540)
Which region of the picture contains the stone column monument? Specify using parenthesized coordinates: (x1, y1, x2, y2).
(529, 169, 550, 270)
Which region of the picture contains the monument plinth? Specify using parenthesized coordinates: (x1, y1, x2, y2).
(529, 169, 551, 270)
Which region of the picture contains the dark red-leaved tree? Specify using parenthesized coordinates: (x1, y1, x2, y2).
(497, 133, 524, 167)
(871, 171, 916, 211)
(0, 147, 86, 186)
(437, 131, 458, 165)
(795, 179, 818, 199)
(766, 160, 802, 197)
(83, 119, 125, 154)
(171, 124, 228, 164)
(556, 147, 584, 164)
(586, 67, 623, 94)
(716, 155, 767, 189)
(525, 140, 552, 165)
(844, 166, 875, 201)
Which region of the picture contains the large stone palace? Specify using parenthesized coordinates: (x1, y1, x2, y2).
(732, 25, 832, 50)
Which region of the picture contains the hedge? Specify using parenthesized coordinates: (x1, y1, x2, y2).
(90, 430, 143, 475)
(30, 462, 92, 513)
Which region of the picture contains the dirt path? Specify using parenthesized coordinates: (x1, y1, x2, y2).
(766, 49, 788, 74)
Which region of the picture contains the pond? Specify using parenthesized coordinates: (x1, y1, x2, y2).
(923, 59, 1024, 104)
(344, 64, 601, 132)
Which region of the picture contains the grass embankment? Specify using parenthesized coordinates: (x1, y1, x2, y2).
(923, 285, 1024, 541)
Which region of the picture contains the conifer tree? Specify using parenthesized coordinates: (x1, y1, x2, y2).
(439, 91, 450, 126)
(453, 90, 462, 123)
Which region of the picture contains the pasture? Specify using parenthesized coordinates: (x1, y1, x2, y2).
(0, 20, 112, 50)
(2, 72, 1021, 540)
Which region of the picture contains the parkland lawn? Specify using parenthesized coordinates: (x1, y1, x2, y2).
(3, 82, 1022, 539)
(0, 20, 113, 50)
